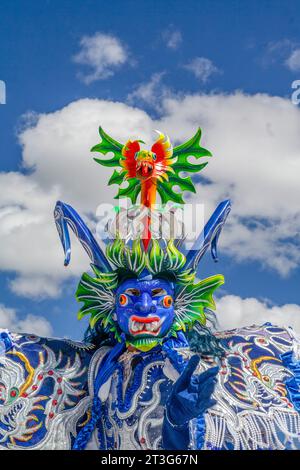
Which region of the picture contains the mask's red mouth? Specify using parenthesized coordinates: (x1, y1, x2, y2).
(129, 315, 161, 336)
(136, 161, 154, 178)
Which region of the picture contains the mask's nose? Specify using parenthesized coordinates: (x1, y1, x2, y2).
(134, 292, 152, 314)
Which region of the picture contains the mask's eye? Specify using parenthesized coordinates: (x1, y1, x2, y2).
(119, 294, 128, 306)
(152, 153, 157, 161)
(162, 295, 173, 308)
(152, 288, 167, 297)
(125, 288, 140, 297)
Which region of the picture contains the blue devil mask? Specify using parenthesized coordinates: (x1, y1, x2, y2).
(116, 277, 175, 351)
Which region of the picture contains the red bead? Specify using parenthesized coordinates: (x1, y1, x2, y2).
(21, 392, 28, 398)
(48, 370, 54, 376)
(38, 374, 43, 380)
(10, 390, 17, 397)
(140, 437, 146, 444)
(52, 399, 58, 406)
(57, 377, 62, 383)
(57, 389, 63, 395)
(49, 412, 54, 419)
(32, 385, 38, 391)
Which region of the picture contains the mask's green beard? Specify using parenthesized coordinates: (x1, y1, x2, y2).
(126, 335, 164, 352)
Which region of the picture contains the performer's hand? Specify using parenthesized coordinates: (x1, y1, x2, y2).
(166, 355, 219, 426)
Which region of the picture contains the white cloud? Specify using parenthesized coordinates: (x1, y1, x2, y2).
(1, 91, 300, 299)
(73, 33, 128, 84)
(184, 57, 220, 82)
(9, 275, 61, 299)
(217, 295, 300, 334)
(286, 49, 300, 72)
(263, 40, 300, 72)
(265, 39, 293, 60)
(0, 172, 88, 298)
(163, 29, 182, 50)
(0, 304, 53, 336)
(127, 72, 171, 107)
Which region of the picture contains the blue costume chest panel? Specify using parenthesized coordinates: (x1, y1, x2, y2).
(97, 349, 173, 450)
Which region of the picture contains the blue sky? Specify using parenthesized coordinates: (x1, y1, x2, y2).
(0, 0, 300, 340)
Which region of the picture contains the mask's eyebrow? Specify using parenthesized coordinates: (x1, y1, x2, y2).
(124, 288, 141, 296)
(151, 288, 167, 297)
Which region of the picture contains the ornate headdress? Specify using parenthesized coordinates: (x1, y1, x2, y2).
(54, 127, 231, 350)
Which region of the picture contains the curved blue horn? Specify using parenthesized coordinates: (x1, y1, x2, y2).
(184, 199, 231, 272)
(54, 201, 112, 272)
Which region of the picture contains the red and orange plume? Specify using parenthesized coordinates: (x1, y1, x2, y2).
(151, 131, 173, 159)
(121, 140, 141, 178)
